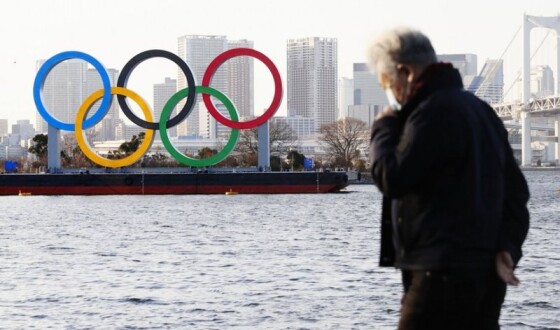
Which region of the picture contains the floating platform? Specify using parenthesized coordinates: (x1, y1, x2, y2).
(0, 171, 348, 195)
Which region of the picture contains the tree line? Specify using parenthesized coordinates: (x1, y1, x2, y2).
(25, 118, 370, 172)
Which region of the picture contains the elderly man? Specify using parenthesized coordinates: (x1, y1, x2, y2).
(368, 27, 529, 329)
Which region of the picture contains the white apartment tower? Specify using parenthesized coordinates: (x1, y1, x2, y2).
(177, 35, 228, 137)
(198, 103, 231, 139)
(227, 39, 254, 120)
(35, 60, 120, 139)
(154, 77, 178, 138)
(35, 59, 87, 133)
(85, 68, 120, 120)
(85, 68, 120, 141)
(0, 119, 8, 137)
(338, 77, 353, 119)
(287, 37, 338, 132)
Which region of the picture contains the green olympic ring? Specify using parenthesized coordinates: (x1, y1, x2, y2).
(159, 86, 239, 167)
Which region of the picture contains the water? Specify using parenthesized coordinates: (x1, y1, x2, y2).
(0, 171, 558, 329)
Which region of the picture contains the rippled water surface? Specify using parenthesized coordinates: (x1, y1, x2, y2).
(1, 171, 559, 329)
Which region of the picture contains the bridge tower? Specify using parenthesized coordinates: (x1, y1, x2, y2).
(522, 14, 560, 165)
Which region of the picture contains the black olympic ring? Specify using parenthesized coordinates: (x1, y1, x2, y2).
(116, 49, 197, 130)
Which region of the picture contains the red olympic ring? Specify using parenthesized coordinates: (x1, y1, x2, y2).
(202, 48, 283, 129)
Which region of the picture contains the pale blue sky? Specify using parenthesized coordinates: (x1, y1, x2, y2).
(0, 0, 558, 126)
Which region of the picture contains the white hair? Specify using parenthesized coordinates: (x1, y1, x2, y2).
(368, 27, 437, 78)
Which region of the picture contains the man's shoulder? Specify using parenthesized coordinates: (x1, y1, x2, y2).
(418, 88, 497, 119)
(427, 88, 479, 106)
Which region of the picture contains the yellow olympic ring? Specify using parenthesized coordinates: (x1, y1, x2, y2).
(75, 87, 155, 168)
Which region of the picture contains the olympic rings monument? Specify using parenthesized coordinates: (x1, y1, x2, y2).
(33, 48, 282, 172)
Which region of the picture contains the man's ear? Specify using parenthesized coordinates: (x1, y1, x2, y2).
(379, 72, 391, 87)
(396, 64, 412, 82)
(396, 64, 407, 72)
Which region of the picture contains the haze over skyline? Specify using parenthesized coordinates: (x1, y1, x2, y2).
(0, 0, 559, 127)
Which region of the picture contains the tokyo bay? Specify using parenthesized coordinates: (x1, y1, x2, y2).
(0, 170, 558, 329)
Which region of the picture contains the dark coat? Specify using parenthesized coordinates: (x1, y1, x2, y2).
(370, 63, 530, 270)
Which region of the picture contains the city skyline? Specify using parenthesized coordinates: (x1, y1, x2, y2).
(9, 48, 557, 136)
(0, 0, 559, 126)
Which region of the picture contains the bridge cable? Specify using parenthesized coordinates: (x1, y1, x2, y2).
(502, 28, 553, 100)
(473, 26, 520, 97)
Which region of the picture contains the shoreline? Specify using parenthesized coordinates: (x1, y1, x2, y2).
(349, 167, 560, 184)
(520, 167, 560, 171)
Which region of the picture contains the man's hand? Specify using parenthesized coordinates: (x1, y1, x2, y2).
(496, 251, 519, 286)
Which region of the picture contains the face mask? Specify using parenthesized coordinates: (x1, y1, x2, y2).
(385, 88, 402, 111)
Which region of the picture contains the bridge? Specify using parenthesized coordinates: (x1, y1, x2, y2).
(490, 14, 560, 166)
(494, 95, 560, 119)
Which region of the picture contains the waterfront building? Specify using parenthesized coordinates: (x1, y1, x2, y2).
(11, 120, 35, 141)
(34, 60, 120, 139)
(227, 39, 254, 120)
(337, 63, 388, 127)
(338, 78, 353, 119)
(177, 35, 228, 137)
(198, 103, 232, 140)
(287, 37, 338, 132)
(153, 77, 178, 138)
(0, 119, 8, 137)
(271, 116, 314, 139)
(35, 59, 87, 133)
(353, 63, 386, 107)
(85, 68, 120, 141)
(530, 65, 555, 98)
(468, 59, 504, 104)
(513, 65, 555, 100)
(346, 105, 380, 127)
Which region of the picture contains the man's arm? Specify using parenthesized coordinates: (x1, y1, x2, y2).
(369, 104, 452, 198)
(498, 140, 530, 266)
(494, 120, 529, 285)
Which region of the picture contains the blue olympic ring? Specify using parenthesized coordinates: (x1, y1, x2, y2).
(33, 51, 112, 131)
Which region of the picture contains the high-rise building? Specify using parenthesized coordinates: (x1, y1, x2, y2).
(531, 65, 555, 98)
(115, 122, 144, 141)
(35, 59, 87, 133)
(227, 39, 254, 119)
(0, 119, 8, 137)
(353, 63, 387, 107)
(343, 63, 388, 126)
(177, 35, 228, 137)
(437, 54, 478, 87)
(85, 68, 120, 119)
(271, 116, 314, 139)
(198, 102, 231, 140)
(11, 120, 35, 141)
(34, 60, 120, 139)
(154, 77, 177, 138)
(468, 59, 504, 104)
(346, 105, 381, 127)
(338, 78, 353, 119)
(85, 68, 120, 141)
(287, 37, 338, 132)
(513, 65, 556, 101)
